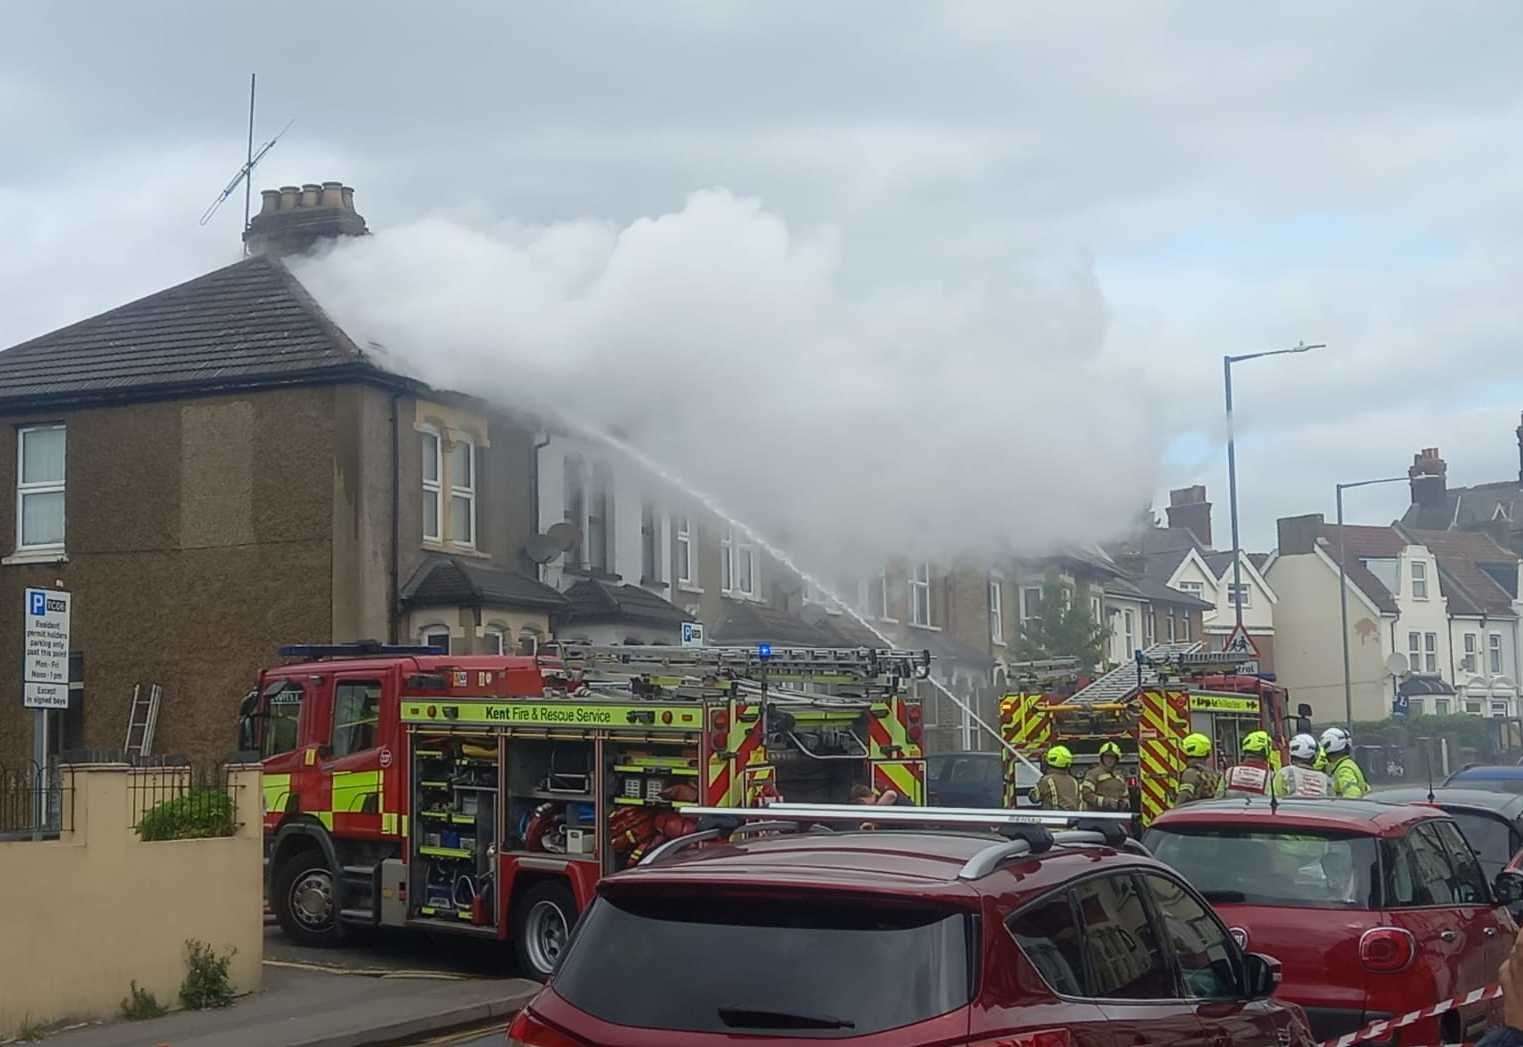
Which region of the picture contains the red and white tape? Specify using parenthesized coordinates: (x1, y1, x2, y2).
(1320, 983, 1501, 1047)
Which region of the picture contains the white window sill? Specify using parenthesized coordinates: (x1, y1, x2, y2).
(422, 542, 490, 560)
(992, 638, 1007, 647)
(907, 622, 942, 632)
(677, 582, 703, 594)
(3, 548, 68, 566)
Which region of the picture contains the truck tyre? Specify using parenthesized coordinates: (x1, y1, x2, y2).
(513, 880, 577, 980)
(273, 849, 345, 947)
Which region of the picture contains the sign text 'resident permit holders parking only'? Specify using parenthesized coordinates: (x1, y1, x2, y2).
(24, 588, 70, 709)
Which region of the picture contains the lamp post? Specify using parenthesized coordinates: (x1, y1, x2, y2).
(1336, 476, 1409, 725)
(1225, 343, 1324, 630)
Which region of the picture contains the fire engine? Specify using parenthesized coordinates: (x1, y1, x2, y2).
(237, 640, 929, 978)
(998, 644, 1311, 825)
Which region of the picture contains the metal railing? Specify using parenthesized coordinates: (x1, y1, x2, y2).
(0, 763, 73, 841)
(128, 759, 242, 841)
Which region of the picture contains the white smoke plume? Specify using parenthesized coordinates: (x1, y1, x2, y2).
(291, 189, 1161, 570)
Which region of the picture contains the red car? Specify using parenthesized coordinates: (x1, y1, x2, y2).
(1145, 798, 1519, 1046)
(507, 807, 1315, 1045)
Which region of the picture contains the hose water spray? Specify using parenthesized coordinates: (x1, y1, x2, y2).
(584, 426, 1042, 776)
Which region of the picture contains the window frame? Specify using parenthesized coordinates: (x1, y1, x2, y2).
(420, 623, 451, 654)
(420, 428, 443, 543)
(1226, 583, 1251, 609)
(910, 562, 933, 628)
(674, 515, 694, 587)
(1464, 633, 1478, 673)
(1409, 631, 1423, 674)
(1412, 560, 1429, 600)
(1491, 633, 1504, 675)
(1435, 697, 1452, 716)
(446, 435, 476, 548)
(1178, 580, 1205, 599)
(1020, 586, 1043, 622)
(482, 625, 506, 655)
(1123, 609, 1136, 655)
(587, 462, 612, 572)
(990, 577, 1005, 645)
(331, 678, 384, 759)
(640, 502, 660, 585)
(1425, 632, 1438, 674)
(16, 423, 67, 553)
(1179, 613, 1191, 642)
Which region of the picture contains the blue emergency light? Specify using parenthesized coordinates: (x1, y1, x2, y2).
(757, 643, 772, 660)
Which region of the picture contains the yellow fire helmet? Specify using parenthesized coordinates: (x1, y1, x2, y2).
(1098, 741, 1123, 760)
(1241, 730, 1273, 756)
(1045, 745, 1074, 769)
(1181, 732, 1212, 758)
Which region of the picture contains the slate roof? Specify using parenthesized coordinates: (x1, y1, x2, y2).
(1397, 527, 1519, 618)
(0, 255, 393, 408)
(1130, 576, 1215, 611)
(708, 600, 840, 647)
(1069, 641, 1203, 704)
(400, 555, 568, 611)
(1313, 523, 1403, 614)
(555, 579, 693, 627)
(1402, 482, 1523, 535)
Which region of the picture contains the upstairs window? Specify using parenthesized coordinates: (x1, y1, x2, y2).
(1492, 633, 1504, 674)
(1178, 580, 1205, 599)
(588, 462, 613, 572)
(423, 427, 476, 548)
(1020, 586, 1043, 621)
(1227, 583, 1251, 609)
(1425, 632, 1438, 673)
(989, 578, 1005, 644)
(18, 424, 66, 552)
(674, 516, 694, 585)
(1411, 560, 1429, 600)
(448, 437, 475, 547)
(640, 502, 660, 584)
(1463, 633, 1477, 673)
(563, 456, 586, 565)
(421, 430, 442, 542)
(910, 563, 932, 627)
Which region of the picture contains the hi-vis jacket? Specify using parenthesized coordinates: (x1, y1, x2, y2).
(1273, 764, 1331, 798)
(1328, 756, 1370, 799)
(1224, 759, 1272, 796)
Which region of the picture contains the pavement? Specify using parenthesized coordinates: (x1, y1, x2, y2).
(30, 929, 537, 1047)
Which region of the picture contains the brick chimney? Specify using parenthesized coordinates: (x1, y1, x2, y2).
(1408, 448, 1447, 508)
(1165, 485, 1212, 546)
(1277, 513, 1325, 555)
(243, 180, 368, 256)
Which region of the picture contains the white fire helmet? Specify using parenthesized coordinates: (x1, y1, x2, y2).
(1320, 726, 1353, 755)
(1290, 733, 1319, 761)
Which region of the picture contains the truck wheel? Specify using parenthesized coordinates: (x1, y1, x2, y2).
(273, 850, 345, 947)
(513, 881, 577, 980)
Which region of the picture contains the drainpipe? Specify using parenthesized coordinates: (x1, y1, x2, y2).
(389, 390, 402, 644)
(530, 429, 551, 579)
(1446, 616, 1457, 691)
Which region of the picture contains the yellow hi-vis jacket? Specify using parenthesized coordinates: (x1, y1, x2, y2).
(1327, 755, 1370, 799)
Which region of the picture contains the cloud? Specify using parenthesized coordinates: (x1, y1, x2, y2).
(291, 189, 1161, 568)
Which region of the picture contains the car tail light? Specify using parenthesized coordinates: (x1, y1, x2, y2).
(1359, 927, 1416, 973)
(970, 1031, 1072, 1047)
(506, 1009, 584, 1046)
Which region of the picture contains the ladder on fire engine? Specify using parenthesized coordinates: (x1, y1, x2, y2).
(1003, 657, 1083, 691)
(551, 643, 931, 682)
(123, 683, 162, 758)
(1138, 650, 1259, 683)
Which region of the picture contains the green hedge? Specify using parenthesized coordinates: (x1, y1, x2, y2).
(136, 790, 236, 841)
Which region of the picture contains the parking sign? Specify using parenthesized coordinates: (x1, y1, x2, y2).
(23, 588, 70, 709)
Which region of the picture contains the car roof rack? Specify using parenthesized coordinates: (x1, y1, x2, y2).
(645, 804, 1140, 875)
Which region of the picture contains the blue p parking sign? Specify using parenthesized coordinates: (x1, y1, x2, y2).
(28, 591, 45, 616)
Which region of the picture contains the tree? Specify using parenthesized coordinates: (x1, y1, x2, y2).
(1013, 578, 1108, 671)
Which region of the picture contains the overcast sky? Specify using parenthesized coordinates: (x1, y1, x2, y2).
(5, 2, 1522, 552)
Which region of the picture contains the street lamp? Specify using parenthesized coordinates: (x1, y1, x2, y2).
(1225, 343, 1325, 631)
(1336, 476, 1409, 725)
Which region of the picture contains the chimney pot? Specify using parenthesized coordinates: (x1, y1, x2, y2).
(1408, 447, 1448, 508)
(300, 183, 322, 208)
(341, 185, 354, 211)
(245, 179, 370, 257)
(257, 189, 281, 218)
(278, 186, 301, 210)
(319, 181, 345, 208)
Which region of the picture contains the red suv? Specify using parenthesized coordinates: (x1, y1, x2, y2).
(1145, 798, 1517, 1045)
(507, 809, 1314, 1045)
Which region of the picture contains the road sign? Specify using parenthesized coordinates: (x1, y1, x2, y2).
(24, 588, 70, 709)
(1220, 623, 1260, 659)
(680, 621, 705, 648)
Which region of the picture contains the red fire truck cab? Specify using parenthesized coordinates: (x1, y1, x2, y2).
(238, 641, 928, 979)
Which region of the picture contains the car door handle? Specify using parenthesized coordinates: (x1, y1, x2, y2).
(1439, 929, 1458, 942)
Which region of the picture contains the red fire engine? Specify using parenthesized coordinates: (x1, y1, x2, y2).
(238, 641, 928, 978)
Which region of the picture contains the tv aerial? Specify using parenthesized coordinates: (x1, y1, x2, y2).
(199, 74, 294, 244)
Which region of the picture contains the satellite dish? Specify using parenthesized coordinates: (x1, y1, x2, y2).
(1385, 653, 1410, 677)
(545, 522, 579, 551)
(522, 523, 581, 564)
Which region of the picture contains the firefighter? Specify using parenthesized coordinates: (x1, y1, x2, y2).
(1320, 727, 1370, 799)
(1223, 730, 1275, 796)
(1175, 732, 1222, 806)
(1081, 741, 1130, 812)
(1274, 733, 1332, 798)
(1029, 745, 1081, 811)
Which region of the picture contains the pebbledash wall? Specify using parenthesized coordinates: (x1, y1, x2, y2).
(0, 763, 263, 1038)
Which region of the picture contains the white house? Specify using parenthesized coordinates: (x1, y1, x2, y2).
(1267, 514, 1523, 722)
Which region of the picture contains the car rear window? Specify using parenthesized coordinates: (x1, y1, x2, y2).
(1144, 827, 1377, 908)
(552, 891, 974, 1036)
